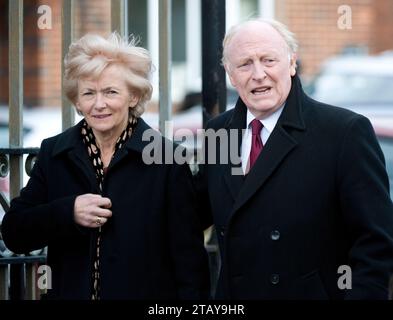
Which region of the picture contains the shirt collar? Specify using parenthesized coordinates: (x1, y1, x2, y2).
(246, 103, 285, 134)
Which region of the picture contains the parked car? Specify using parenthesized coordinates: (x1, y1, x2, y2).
(368, 116, 393, 199)
(306, 53, 393, 115)
(306, 53, 393, 198)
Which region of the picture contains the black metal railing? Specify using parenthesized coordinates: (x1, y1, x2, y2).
(0, 147, 44, 300)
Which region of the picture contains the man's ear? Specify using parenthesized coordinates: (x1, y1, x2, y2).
(290, 53, 297, 76)
(225, 63, 237, 88)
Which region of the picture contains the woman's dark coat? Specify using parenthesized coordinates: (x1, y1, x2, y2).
(2, 118, 210, 299)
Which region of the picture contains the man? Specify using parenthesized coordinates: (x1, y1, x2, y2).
(198, 18, 393, 299)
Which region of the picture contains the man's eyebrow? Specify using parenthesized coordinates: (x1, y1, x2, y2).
(236, 55, 252, 63)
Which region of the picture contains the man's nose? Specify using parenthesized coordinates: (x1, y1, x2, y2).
(252, 62, 267, 81)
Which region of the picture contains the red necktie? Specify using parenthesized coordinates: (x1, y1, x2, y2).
(249, 119, 263, 169)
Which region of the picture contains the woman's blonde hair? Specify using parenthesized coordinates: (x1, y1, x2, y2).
(64, 32, 153, 118)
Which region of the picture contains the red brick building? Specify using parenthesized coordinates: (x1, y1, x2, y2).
(276, 0, 393, 79)
(0, 0, 110, 108)
(1, 0, 393, 108)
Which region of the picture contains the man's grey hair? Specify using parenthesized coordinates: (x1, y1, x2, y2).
(222, 18, 298, 66)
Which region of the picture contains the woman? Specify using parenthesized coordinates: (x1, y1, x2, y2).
(1, 33, 209, 299)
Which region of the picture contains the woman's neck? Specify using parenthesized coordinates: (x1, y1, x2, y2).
(92, 120, 128, 167)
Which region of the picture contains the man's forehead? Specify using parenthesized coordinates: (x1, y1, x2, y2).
(231, 22, 286, 46)
(227, 24, 289, 58)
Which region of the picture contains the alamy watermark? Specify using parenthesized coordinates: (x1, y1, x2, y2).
(37, 5, 52, 30)
(37, 264, 52, 290)
(35, 263, 352, 292)
(337, 5, 352, 30)
(337, 265, 352, 290)
(141, 123, 244, 175)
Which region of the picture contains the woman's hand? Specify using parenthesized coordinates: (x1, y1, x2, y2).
(74, 194, 112, 228)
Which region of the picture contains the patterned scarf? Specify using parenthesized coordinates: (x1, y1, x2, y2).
(81, 116, 137, 300)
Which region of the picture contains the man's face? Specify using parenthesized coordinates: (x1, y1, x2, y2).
(225, 22, 297, 119)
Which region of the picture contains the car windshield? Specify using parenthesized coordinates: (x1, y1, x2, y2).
(311, 74, 393, 107)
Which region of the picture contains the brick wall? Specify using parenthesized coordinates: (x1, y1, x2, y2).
(1, 0, 393, 107)
(0, 0, 110, 108)
(0, 0, 9, 107)
(74, 0, 111, 39)
(31, 0, 61, 107)
(370, 0, 393, 53)
(276, 0, 393, 81)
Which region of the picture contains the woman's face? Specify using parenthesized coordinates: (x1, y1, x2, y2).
(76, 64, 138, 138)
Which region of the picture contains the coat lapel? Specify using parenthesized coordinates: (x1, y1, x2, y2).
(69, 148, 99, 192)
(110, 117, 162, 168)
(231, 126, 297, 214)
(52, 121, 99, 193)
(222, 158, 245, 201)
(52, 118, 157, 189)
(228, 74, 307, 218)
(221, 100, 247, 201)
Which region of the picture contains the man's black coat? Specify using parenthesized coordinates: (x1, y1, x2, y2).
(198, 75, 393, 299)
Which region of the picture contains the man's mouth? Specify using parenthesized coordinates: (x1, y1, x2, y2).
(251, 87, 272, 95)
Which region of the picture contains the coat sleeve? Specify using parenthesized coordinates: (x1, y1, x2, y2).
(1, 139, 81, 254)
(167, 162, 211, 299)
(193, 120, 214, 230)
(337, 114, 393, 299)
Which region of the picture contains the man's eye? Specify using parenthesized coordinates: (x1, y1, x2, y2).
(239, 61, 251, 68)
(83, 92, 93, 96)
(106, 90, 117, 95)
(263, 58, 275, 65)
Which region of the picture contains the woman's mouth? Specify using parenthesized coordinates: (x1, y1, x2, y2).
(93, 114, 111, 119)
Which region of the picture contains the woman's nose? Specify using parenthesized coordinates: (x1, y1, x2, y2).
(94, 93, 106, 109)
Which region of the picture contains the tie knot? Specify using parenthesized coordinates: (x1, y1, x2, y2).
(250, 119, 263, 135)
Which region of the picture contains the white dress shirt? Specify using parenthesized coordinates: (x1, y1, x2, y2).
(241, 105, 285, 174)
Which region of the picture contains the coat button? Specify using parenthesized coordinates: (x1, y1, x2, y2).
(219, 226, 225, 237)
(270, 230, 280, 241)
(270, 274, 280, 285)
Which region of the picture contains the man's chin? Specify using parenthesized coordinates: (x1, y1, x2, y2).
(249, 103, 278, 118)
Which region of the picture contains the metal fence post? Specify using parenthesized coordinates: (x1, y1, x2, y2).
(25, 263, 38, 300)
(201, 0, 226, 298)
(111, 0, 128, 36)
(159, 0, 172, 138)
(8, 0, 24, 301)
(0, 265, 9, 300)
(61, 0, 74, 131)
(201, 0, 226, 125)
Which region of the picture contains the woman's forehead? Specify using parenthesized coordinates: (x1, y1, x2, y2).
(79, 65, 126, 84)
